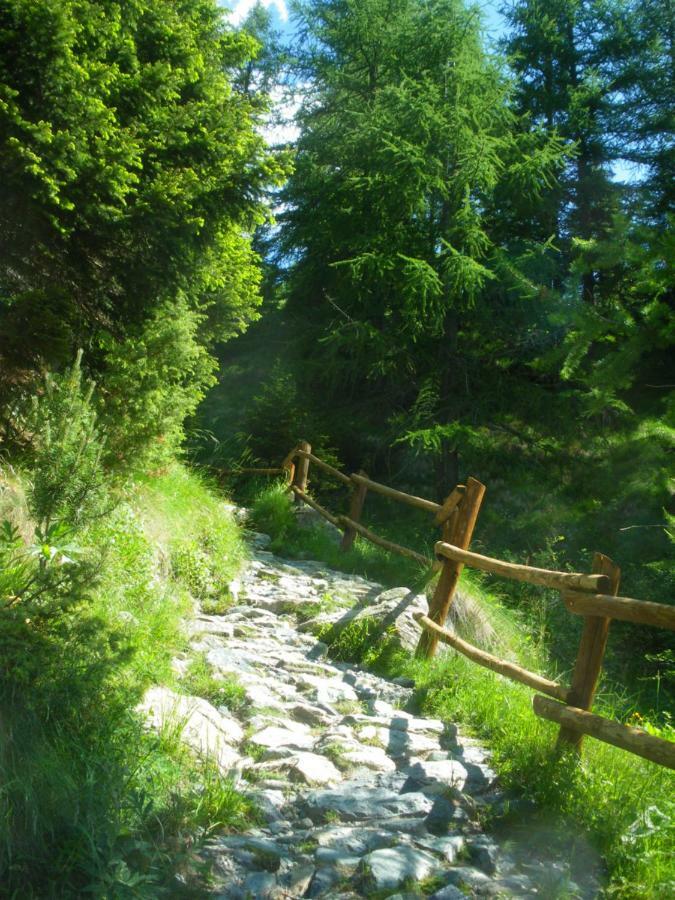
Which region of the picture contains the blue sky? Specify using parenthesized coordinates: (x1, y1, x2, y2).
(221, 1, 507, 41)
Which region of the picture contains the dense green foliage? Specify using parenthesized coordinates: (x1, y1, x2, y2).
(0, 0, 286, 465)
(203, 0, 673, 692)
(0, 0, 672, 894)
(0, 364, 250, 893)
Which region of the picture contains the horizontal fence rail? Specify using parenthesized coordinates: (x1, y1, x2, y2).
(414, 613, 570, 703)
(561, 589, 675, 631)
(434, 541, 610, 593)
(296, 449, 352, 486)
(533, 696, 675, 770)
(350, 473, 442, 515)
(338, 515, 430, 568)
(224, 438, 675, 769)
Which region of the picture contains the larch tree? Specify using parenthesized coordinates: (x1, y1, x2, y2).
(278, 0, 565, 486)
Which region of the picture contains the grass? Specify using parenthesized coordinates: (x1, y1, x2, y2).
(250, 480, 431, 589)
(181, 654, 248, 714)
(407, 651, 675, 898)
(247, 483, 675, 898)
(0, 463, 255, 896)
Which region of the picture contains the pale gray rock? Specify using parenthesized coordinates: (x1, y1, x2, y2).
(404, 757, 469, 793)
(343, 712, 444, 734)
(314, 825, 392, 855)
(242, 871, 277, 897)
(282, 863, 315, 896)
(249, 752, 341, 786)
(190, 615, 236, 638)
(294, 672, 359, 704)
(373, 726, 440, 758)
(287, 701, 336, 726)
(340, 744, 397, 772)
(429, 886, 468, 900)
(362, 845, 439, 891)
(414, 834, 466, 864)
(137, 687, 241, 773)
(249, 724, 315, 751)
(301, 784, 434, 823)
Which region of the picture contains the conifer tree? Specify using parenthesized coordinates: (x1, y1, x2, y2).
(278, 0, 565, 477)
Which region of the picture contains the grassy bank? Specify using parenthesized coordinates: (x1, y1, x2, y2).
(0, 463, 251, 896)
(249, 482, 675, 898)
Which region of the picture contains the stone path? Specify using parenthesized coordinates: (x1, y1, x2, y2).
(154, 528, 601, 898)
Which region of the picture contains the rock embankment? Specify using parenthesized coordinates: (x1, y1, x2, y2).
(144, 528, 600, 898)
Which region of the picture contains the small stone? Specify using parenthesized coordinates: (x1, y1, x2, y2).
(315, 847, 362, 870)
(376, 727, 440, 758)
(341, 744, 397, 772)
(282, 863, 315, 896)
(362, 846, 439, 891)
(468, 835, 499, 874)
(302, 785, 434, 823)
(288, 701, 336, 726)
(306, 867, 342, 898)
(414, 834, 466, 864)
(137, 687, 241, 773)
(429, 886, 468, 900)
(444, 866, 498, 892)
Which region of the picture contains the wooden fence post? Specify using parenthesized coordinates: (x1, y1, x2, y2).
(557, 551, 621, 753)
(281, 446, 297, 488)
(416, 476, 486, 659)
(340, 470, 368, 552)
(292, 441, 311, 503)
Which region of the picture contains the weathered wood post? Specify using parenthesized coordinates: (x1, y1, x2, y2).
(292, 440, 311, 503)
(557, 551, 621, 753)
(340, 470, 368, 552)
(417, 476, 486, 659)
(281, 446, 297, 488)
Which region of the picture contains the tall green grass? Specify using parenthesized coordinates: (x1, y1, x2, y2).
(0, 464, 252, 896)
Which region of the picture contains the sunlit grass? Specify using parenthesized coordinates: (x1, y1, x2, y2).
(250, 485, 675, 898)
(0, 464, 254, 895)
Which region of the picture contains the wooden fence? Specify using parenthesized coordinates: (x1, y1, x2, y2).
(225, 441, 675, 770)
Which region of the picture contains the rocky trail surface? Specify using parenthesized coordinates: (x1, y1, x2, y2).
(143, 523, 601, 899)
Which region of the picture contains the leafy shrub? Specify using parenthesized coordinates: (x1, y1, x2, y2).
(99, 301, 218, 471)
(24, 351, 112, 531)
(0, 457, 252, 894)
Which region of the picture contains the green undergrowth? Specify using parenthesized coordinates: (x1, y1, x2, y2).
(253, 492, 674, 897)
(0, 461, 251, 896)
(249, 480, 431, 589)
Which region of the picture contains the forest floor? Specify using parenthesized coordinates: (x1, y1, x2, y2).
(157, 521, 605, 898)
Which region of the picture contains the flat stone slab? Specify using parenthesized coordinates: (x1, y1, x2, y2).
(302, 784, 434, 822)
(249, 725, 315, 751)
(343, 713, 445, 734)
(249, 751, 341, 786)
(405, 757, 469, 793)
(362, 845, 440, 891)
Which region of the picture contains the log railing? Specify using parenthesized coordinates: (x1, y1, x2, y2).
(225, 439, 675, 770)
